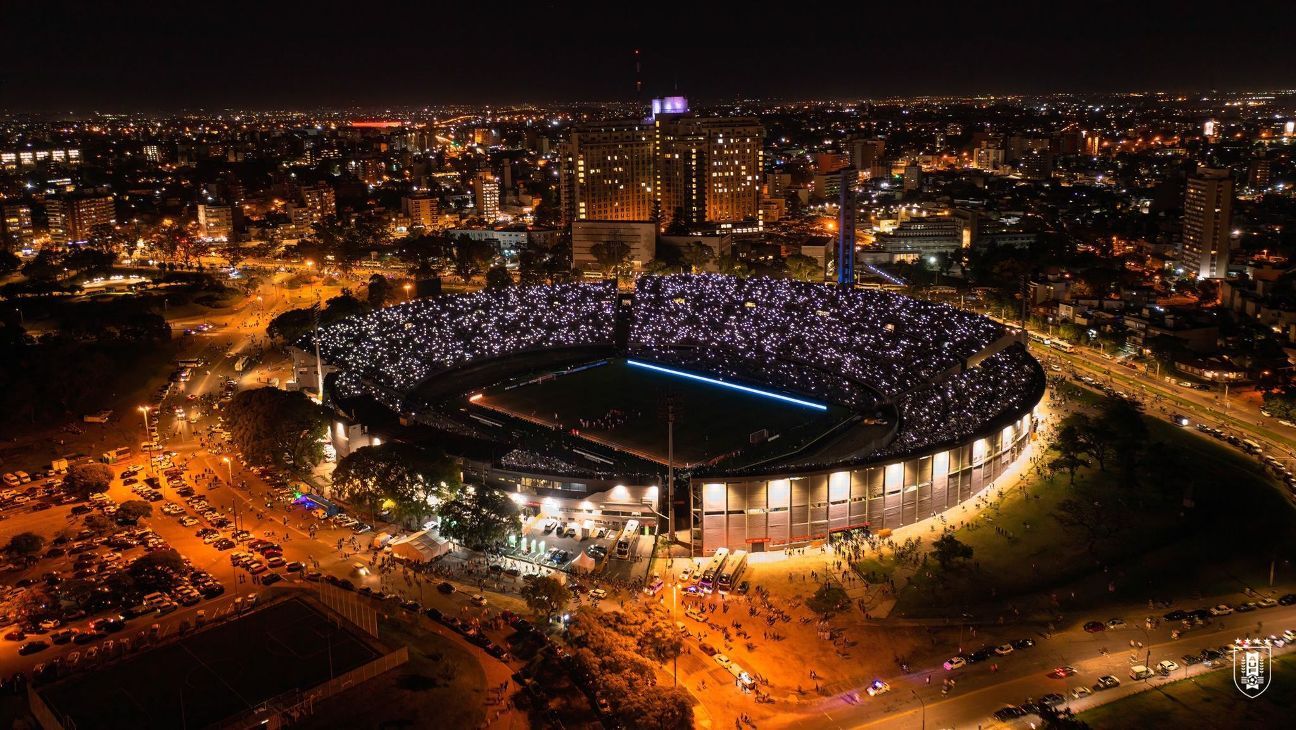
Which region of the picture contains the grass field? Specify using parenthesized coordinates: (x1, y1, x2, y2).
(1079, 654, 1296, 729)
(476, 358, 847, 465)
(888, 404, 1296, 619)
(41, 599, 381, 730)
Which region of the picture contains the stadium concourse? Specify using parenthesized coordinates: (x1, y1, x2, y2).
(309, 275, 1046, 556)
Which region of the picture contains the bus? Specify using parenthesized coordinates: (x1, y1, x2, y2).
(614, 519, 640, 559)
(176, 358, 202, 368)
(100, 446, 132, 463)
(716, 550, 748, 593)
(1049, 339, 1075, 354)
(698, 547, 730, 593)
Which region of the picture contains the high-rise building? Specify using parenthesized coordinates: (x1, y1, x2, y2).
(902, 161, 923, 191)
(473, 172, 500, 221)
(402, 194, 440, 229)
(1, 201, 35, 247)
(1248, 157, 1272, 190)
(849, 138, 885, 171)
(1019, 148, 1053, 181)
(301, 182, 336, 223)
(972, 146, 1004, 172)
(559, 121, 655, 225)
(197, 203, 234, 241)
(560, 98, 763, 229)
(1182, 167, 1233, 279)
(653, 107, 762, 227)
(46, 194, 115, 245)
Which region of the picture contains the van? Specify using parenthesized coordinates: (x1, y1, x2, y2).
(15, 471, 30, 484)
(1129, 665, 1154, 680)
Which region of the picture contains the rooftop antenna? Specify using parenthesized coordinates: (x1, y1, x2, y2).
(634, 48, 642, 100)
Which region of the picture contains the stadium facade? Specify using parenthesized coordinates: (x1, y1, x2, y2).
(311, 275, 1045, 556)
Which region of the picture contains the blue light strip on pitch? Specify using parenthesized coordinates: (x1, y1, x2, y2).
(626, 359, 828, 411)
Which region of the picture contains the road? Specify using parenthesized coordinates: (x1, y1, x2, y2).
(790, 603, 1296, 729)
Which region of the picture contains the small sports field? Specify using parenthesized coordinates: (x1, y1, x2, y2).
(40, 598, 381, 730)
(475, 358, 848, 466)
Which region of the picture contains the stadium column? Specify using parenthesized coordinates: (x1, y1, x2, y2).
(666, 398, 675, 545)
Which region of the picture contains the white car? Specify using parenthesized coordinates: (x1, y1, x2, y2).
(678, 567, 693, 582)
(943, 656, 967, 671)
(1209, 605, 1234, 616)
(713, 653, 732, 669)
(1157, 660, 1180, 674)
(994, 644, 1014, 656)
(866, 680, 890, 697)
(1071, 686, 1093, 699)
(589, 588, 608, 600)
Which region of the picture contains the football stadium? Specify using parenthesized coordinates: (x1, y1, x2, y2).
(312, 274, 1046, 555)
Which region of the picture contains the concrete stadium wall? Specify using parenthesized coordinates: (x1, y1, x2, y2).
(691, 411, 1036, 555)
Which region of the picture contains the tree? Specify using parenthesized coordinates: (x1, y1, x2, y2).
(332, 442, 459, 525)
(128, 548, 187, 591)
(268, 306, 315, 345)
(1048, 452, 1087, 485)
(931, 532, 974, 571)
(452, 235, 495, 282)
(117, 500, 153, 524)
(3, 532, 46, 558)
(1098, 396, 1148, 483)
(617, 687, 693, 730)
(436, 486, 521, 550)
(65, 462, 113, 500)
(485, 265, 513, 289)
(784, 253, 823, 282)
(224, 388, 330, 471)
(679, 242, 715, 273)
(590, 240, 632, 283)
(636, 614, 683, 662)
(806, 582, 850, 614)
(1053, 488, 1125, 556)
(520, 575, 570, 622)
(715, 252, 752, 278)
(366, 273, 394, 308)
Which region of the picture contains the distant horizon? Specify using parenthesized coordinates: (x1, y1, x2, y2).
(6, 87, 1296, 118)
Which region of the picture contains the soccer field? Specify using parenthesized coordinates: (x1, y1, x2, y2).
(475, 359, 848, 466)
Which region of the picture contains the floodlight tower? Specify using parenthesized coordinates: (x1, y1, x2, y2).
(836, 166, 857, 287)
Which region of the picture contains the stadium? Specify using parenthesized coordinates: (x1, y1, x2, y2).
(311, 274, 1046, 556)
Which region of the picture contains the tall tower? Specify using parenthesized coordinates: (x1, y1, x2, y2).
(1182, 167, 1233, 279)
(836, 167, 856, 286)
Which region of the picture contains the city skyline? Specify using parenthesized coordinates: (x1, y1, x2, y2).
(6, 1, 1296, 112)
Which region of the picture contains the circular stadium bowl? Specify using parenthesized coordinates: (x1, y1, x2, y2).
(312, 274, 1045, 555)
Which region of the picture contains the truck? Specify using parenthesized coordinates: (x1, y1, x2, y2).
(1129, 665, 1154, 680)
(83, 410, 113, 423)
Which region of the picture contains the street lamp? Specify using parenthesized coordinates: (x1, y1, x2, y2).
(222, 456, 232, 485)
(138, 406, 154, 475)
(911, 689, 926, 730)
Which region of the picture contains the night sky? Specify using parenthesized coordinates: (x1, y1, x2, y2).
(4, 0, 1295, 112)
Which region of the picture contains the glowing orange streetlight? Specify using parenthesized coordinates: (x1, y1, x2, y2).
(403, 283, 412, 301)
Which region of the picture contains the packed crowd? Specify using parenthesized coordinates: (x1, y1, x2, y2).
(630, 275, 1005, 399)
(879, 344, 1043, 456)
(314, 282, 617, 405)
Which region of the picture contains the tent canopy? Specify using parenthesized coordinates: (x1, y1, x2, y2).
(389, 530, 450, 563)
